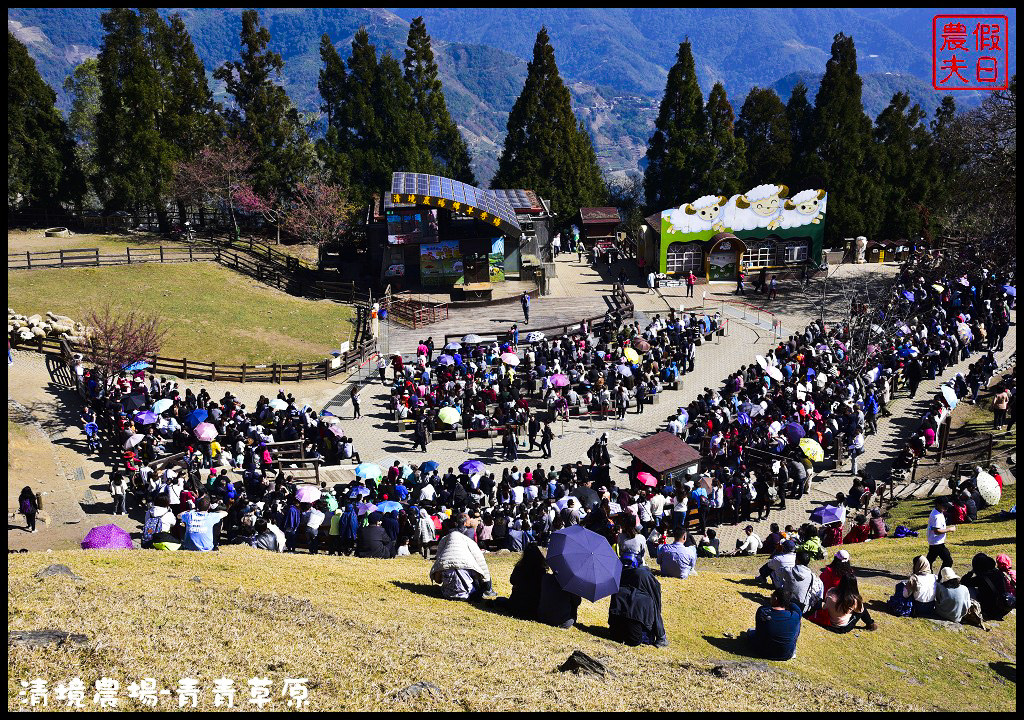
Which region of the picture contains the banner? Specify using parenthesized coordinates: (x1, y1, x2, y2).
(488, 237, 505, 282)
(420, 241, 463, 285)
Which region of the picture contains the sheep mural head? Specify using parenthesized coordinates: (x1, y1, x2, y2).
(784, 188, 826, 215)
(683, 195, 729, 222)
(735, 184, 789, 217)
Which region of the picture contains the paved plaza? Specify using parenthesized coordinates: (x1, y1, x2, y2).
(7, 253, 1014, 550)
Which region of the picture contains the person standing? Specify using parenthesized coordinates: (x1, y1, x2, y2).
(527, 413, 541, 452)
(927, 497, 956, 571)
(350, 384, 362, 419)
(992, 386, 1009, 430)
(521, 292, 531, 324)
(577, 241, 584, 264)
(110, 472, 127, 515)
(768, 275, 778, 300)
(686, 271, 696, 298)
(377, 354, 388, 385)
(540, 421, 554, 459)
(19, 486, 39, 533)
(552, 232, 561, 258)
(647, 270, 656, 294)
(414, 413, 429, 453)
(736, 267, 746, 296)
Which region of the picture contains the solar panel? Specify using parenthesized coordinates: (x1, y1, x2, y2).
(391, 172, 521, 233)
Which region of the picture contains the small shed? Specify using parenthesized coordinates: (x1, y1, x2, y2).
(620, 432, 702, 490)
(579, 207, 621, 251)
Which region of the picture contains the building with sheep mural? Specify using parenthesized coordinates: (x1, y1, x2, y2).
(639, 183, 827, 283)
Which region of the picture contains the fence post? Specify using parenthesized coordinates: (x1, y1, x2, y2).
(160, 246, 164, 263)
(94, 249, 99, 266)
(241, 362, 246, 383)
(182, 357, 188, 379)
(211, 361, 216, 382)
(127, 247, 131, 264)
(273, 363, 279, 383)
(26, 251, 31, 269)
(59, 249, 65, 267)
(189, 246, 193, 262)
(298, 361, 303, 382)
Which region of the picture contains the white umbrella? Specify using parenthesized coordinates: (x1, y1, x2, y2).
(462, 334, 483, 344)
(444, 341, 461, 351)
(501, 353, 520, 366)
(526, 331, 546, 343)
(269, 399, 288, 411)
(124, 433, 144, 449)
(755, 355, 768, 370)
(766, 366, 784, 382)
(320, 415, 342, 425)
(974, 469, 1001, 506)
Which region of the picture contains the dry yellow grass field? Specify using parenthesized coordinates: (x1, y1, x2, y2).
(8, 488, 1016, 712)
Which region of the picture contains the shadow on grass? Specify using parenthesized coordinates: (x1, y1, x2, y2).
(989, 661, 1015, 683)
(852, 566, 905, 583)
(960, 536, 1017, 547)
(702, 634, 763, 659)
(738, 591, 770, 606)
(726, 576, 763, 587)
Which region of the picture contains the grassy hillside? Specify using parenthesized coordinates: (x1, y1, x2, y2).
(8, 262, 358, 366)
(7, 487, 1015, 711)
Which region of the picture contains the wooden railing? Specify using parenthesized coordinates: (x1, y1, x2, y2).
(8, 245, 219, 269)
(384, 297, 450, 329)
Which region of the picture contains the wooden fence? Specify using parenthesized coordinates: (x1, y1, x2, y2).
(12, 333, 379, 384)
(8, 245, 220, 270)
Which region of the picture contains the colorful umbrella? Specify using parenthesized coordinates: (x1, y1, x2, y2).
(809, 505, 844, 525)
(355, 502, 378, 516)
(437, 354, 455, 366)
(799, 437, 825, 462)
(328, 425, 345, 438)
(636, 471, 657, 487)
(500, 353, 520, 366)
(151, 398, 173, 414)
(321, 414, 342, 426)
(781, 422, 806, 442)
(736, 412, 752, 426)
(550, 374, 570, 388)
(526, 331, 546, 343)
(755, 355, 768, 370)
(438, 407, 461, 425)
(1002, 285, 1016, 297)
(124, 433, 144, 449)
(134, 410, 158, 425)
(354, 463, 383, 480)
(122, 360, 150, 373)
(459, 459, 485, 475)
(633, 339, 651, 353)
(615, 365, 632, 377)
(194, 422, 217, 441)
(185, 408, 208, 427)
(547, 526, 623, 602)
(82, 524, 134, 550)
(940, 385, 959, 409)
(623, 347, 640, 364)
(296, 485, 322, 503)
(377, 500, 403, 513)
(420, 460, 440, 473)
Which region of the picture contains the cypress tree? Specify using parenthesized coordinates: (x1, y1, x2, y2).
(95, 8, 174, 217)
(736, 87, 791, 188)
(811, 33, 881, 242)
(785, 81, 816, 188)
(644, 39, 708, 210)
(872, 91, 934, 239)
(493, 27, 606, 222)
(928, 95, 959, 220)
(403, 16, 476, 184)
(704, 82, 746, 196)
(63, 57, 103, 207)
(316, 34, 351, 189)
(215, 9, 313, 199)
(8, 32, 82, 210)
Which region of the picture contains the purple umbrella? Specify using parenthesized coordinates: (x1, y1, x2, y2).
(902, 290, 915, 302)
(736, 412, 751, 426)
(547, 526, 622, 602)
(550, 374, 570, 388)
(437, 354, 455, 366)
(781, 422, 806, 443)
(355, 502, 377, 516)
(810, 505, 844, 525)
(459, 459, 485, 475)
(328, 425, 345, 438)
(134, 410, 158, 425)
(82, 524, 134, 550)
(194, 422, 217, 441)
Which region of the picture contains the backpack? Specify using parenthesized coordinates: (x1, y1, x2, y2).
(886, 582, 914, 617)
(142, 513, 163, 545)
(20, 497, 34, 515)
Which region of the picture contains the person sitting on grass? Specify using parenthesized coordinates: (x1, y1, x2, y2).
(430, 515, 496, 601)
(934, 566, 986, 627)
(758, 539, 797, 587)
(901, 555, 938, 617)
(744, 588, 802, 660)
(868, 509, 888, 539)
(608, 565, 668, 647)
(843, 514, 871, 544)
(657, 526, 697, 579)
(731, 525, 762, 556)
(812, 575, 877, 632)
(819, 549, 853, 594)
(777, 550, 825, 616)
(696, 528, 720, 557)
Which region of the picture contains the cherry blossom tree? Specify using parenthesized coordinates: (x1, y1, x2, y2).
(173, 138, 253, 240)
(84, 305, 167, 391)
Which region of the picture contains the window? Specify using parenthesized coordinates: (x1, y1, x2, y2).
(742, 242, 775, 268)
(666, 242, 702, 274)
(784, 243, 808, 263)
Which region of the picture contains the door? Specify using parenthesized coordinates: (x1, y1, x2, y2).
(709, 250, 738, 281)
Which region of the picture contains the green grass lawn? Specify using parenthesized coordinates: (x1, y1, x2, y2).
(8, 230, 186, 255)
(7, 486, 1016, 711)
(8, 262, 358, 366)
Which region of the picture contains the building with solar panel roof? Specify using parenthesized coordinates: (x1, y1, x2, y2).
(364, 172, 553, 298)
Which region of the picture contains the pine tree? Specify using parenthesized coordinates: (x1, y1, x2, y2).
(63, 57, 103, 207)
(215, 9, 313, 200)
(9, 32, 82, 210)
(95, 8, 174, 217)
(493, 27, 606, 222)
(736, 87, 791, 188)
(811, 33, 881, 243)
(644, 40, 708, 210)
(316, 34, 351, 189)
(872, 91, 934, 239)
(704, 82, 746, 196)
(785, 81, 816, 188)
(403, 17, 476, 184)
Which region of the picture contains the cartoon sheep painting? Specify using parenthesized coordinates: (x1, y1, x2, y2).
(779, 189, 827, 229)
(724, 183, 789, 231)
(666, 194, 729, 235)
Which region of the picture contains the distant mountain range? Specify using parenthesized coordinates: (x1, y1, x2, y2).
(8, 8, 1016, 184)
